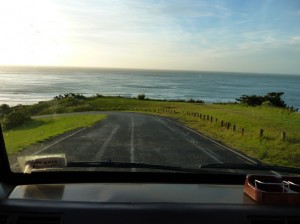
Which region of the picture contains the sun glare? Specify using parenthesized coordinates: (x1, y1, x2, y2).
(0, 0, 69, 66)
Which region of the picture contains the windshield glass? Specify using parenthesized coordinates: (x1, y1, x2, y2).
(0, 0, 299, 174)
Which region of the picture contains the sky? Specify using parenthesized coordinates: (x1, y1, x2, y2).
(0, 0, 300, 74)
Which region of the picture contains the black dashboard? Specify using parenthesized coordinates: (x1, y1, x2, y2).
(1, 182, 300, 224)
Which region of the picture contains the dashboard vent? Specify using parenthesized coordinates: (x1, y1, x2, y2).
(17, 215, 62, 224)
(251, 217, 300, 224)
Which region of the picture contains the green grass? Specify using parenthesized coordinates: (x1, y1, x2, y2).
(163, 104, 300, 167)
(3, 114, 107, 154)
(5, 95, 300, 167)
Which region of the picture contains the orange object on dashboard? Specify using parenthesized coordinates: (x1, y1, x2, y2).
(244, 174, 300, 204)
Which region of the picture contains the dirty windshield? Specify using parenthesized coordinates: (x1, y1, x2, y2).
(0, 0, 299, 174)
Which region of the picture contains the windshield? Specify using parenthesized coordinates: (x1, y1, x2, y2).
(0, 0, 299, 175)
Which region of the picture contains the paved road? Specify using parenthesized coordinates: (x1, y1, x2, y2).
(17, 112, 256, 171)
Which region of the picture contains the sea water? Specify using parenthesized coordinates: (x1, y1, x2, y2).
(0, 66, 299, 109)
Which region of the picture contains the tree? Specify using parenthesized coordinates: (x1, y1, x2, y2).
(236, 92, 287, 108)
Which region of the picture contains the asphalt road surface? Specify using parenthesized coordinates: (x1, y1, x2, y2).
(13, 112, 257, 171)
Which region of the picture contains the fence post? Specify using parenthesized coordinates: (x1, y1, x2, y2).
(241, 128, 244, 136)
(281, 132, 286, 141)
(226, 122, 230, 130)
(233, 125, 236, 132)
(259, 129, 264, 137)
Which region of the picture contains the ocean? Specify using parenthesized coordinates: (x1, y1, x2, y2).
(0, 66, 299, 109)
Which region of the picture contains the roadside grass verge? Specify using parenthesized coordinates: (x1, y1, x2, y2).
(5, 95, 300, 167)
(163, 104, 300, 167)
(3, 114, 107, 154)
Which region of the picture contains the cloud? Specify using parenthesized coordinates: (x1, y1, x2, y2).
(56, 0, 233, 35)
(2, 0, 300, 74)
(289, 36, 300, 43)
(52, 0, 236, 56)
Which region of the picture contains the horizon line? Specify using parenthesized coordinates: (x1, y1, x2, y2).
(0, 64, 299, 76)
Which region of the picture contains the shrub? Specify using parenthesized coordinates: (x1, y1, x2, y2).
(53, 93, 86, 100)
(187, 99, 204, 103)
(26, 102, 52, 115)
(0, 111, 31, 130)
(0, 104, 11, 115)
(138, 94, 145, 100)
(261, 101, 273, 107)
(187, 98, 195, 103)
(236, 92, 287, 108)
(195, 99, 204, 103)
(265, 92, 286, 108)
(236, 94, 264, 106)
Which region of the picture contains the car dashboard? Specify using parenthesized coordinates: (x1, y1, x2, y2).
(1, 181, 300, 224)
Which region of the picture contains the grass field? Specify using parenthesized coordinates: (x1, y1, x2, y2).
(2, 95, 300, 167)
(3, 114, 107, 154)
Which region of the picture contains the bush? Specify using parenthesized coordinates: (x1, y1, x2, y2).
(0, 111, 31, 130)
(0, 104, 11, 115)
(187, 99, 204, 103)
(187, 98, 195, 103)
(53, 93, 86, 100)
(265, 92, 286, 108)
(261, 101, 273, 107)
(59, 98, 86, 107)
(26, 102, 51, 115)
(236, 94, 264, 106)
(195, 99, 204, 103)
(236, 92, 287, 108)
(138, 94, 145, 100)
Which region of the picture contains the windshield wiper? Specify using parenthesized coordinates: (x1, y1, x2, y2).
(67, 161, 300, 174)
(200, 163, 300, 174)
(67, 161, 203, 173)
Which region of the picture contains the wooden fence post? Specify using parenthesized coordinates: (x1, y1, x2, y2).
(281, 132, 286, 141)
(226, 122, 230, 130)
(233, 125, 236, 132)
(241, 128, 244, 136)
(259, 129, 264, 137)
(221, 120, 224, 127)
